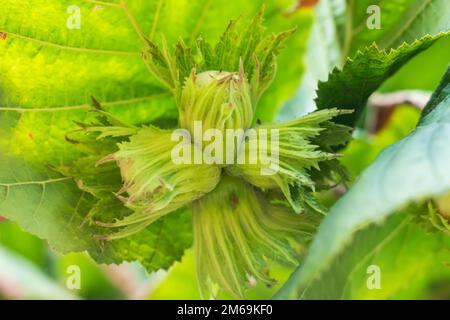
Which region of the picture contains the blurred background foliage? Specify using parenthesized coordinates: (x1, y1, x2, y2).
(0, 0, 449, 299)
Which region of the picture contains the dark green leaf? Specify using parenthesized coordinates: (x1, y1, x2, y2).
(275, 67, 450, 299)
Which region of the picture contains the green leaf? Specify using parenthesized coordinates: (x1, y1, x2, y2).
(306, 0, 450, 67)
(348, 0, 450, 56)
(0, 1, 310, 271)
(0, 153, 193, 271)
(316, 33, 448, 126)
(420, 64, 450, 121)
(280, 0, 450, 119)
(275, 67, 450, 299)
(379, 37, 450, 93)
(294, 213, 450, 299)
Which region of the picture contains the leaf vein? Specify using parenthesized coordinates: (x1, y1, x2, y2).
(0, 177, 72, 187)
(1, 30, 140, 56)
(0, 93, 170, 113)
